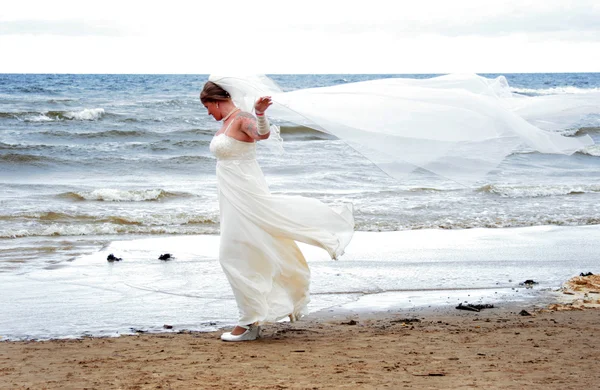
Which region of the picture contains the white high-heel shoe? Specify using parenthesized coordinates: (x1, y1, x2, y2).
(220, 325, 260, 342)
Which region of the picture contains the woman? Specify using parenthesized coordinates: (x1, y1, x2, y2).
(201, 81, 354, 342)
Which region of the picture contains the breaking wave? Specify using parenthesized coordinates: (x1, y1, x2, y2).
(511, 86, 600, 96)
(477, 184, 600, 198)
(58, 189, 188, 202)
(18, 108, 106, 122)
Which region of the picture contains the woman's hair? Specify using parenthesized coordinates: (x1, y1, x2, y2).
(200, 81, 231, 104)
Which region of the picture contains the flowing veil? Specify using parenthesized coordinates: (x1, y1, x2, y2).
(209, 74, 596, 185)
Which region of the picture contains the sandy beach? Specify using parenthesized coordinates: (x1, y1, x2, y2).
(1, 275, 599, 390)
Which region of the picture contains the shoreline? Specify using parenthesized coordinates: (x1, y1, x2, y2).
(2, 226, 600, 342)
(1, 276, 598, 389)
(1, 302, 598, 389)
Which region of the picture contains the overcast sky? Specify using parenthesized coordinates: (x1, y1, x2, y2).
(1, 0, 599, 74)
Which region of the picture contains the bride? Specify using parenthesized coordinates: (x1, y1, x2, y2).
(201, 81, 354, 342)
(203, 73, 594, 342)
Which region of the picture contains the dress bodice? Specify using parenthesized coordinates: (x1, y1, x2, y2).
(210, 134, 256, 161)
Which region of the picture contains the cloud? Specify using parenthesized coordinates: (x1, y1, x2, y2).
(1, 0, 598, 73)
(283, 2, 600, 41)
(0, 19, 126, 37)
(420, 5, 600, 38)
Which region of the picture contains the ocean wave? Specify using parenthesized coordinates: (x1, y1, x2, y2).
(580, 144, 600, 157)
(47, 98, 78, 104)
(13, 86, 57, 94)
(58, 189, 187, 202)
(3, 209, 600, 238)
(355, 216, 600, 231)
(18, 108, 105, 122)
(0, 224, 219, 239)
(0, 153, 59, 164)
(63, 108, 105, 120)
(511, 86, 600, 96)
(0, 210, 217, 226)
(477, 184, 600, 198)
(140, 99, 197, 108)
(171, 128, 215, 136)
(171, 140, 210, 148)
(0, 211, 141, 225)
(128, 139, 210, 152)
(407, 187, 445, 193)
(0, 111, 26, 119)
(0, 142, 21, 150)
(572, 126, 600, 136)
(39, 129, 147, 139)
(22, 114, 55, 123)
(165, 155, 213, 164)
(3, 214, 600, 238)
(0, 210, 220, 238)
(37, 128, 214, 140)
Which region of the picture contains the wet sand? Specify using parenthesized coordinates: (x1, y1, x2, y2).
(1, 276, 599, 390)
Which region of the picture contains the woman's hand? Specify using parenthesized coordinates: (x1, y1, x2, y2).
(254, 96, 272, 114)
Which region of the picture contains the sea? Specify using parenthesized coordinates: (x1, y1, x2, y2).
(1, 73, 599, 340)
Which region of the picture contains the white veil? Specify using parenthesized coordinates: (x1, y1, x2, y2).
(209, 74, 596, 185)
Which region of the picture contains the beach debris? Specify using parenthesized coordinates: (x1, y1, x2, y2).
(106, 253, 122, 262)
(456, 304, 479, 312)
(341, 319, 358, 325)
(519, 310, 532, 316)
(163, 324, 173, 329)
(519, 280, 539, 288)
(158, 253, 172, 261)
(456, 303, 495, 312)
(390, 318, 421, 324)
(408, 371, 446, 377)
(580, 272, 594, 277)
(563, 274, 600, 294)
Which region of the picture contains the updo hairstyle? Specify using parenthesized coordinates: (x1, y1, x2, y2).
(200, 81, 231, 104)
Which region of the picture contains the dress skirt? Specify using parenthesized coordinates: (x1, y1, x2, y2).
(216, 158, 354, 325)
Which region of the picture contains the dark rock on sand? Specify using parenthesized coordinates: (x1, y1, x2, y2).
(391, 318, 421, 324)
(520, 280, 539, 289)
(107, 254, 122, 262)
(519, 310, 532, 316)
(456, 303, 495, 312)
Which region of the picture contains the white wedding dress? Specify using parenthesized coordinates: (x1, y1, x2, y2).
(209, 117, 354, 326)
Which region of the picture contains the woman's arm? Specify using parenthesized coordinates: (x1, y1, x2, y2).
(238, 96, 273, 141)
(238, 112, 270, 140)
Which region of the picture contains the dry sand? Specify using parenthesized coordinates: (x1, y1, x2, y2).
(1, 276, 599, 390)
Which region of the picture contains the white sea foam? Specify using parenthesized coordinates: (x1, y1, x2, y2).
(581, 144, 600, 157)
(21, 108, 105, 122)
(75, 188, 171, 202)
(25, 114, 54, 122)
(511, 86, 600, 95)
(64, 108, 105, 120)
(0, 224, 218, 238)
(480, 184, 600, 198)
